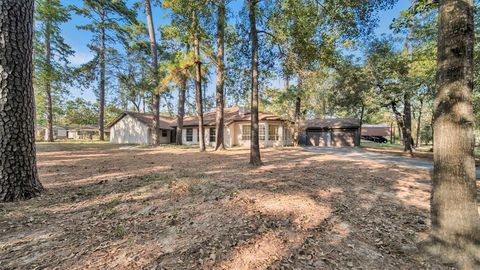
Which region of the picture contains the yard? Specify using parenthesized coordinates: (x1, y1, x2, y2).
(0, 143, 468, 269)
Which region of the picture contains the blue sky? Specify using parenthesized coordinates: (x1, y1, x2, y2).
(62, 0, 411, 103)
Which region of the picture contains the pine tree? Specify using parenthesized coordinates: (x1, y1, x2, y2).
(0, 0, 43, 201)
(34, 0, 74, 142)
(73, 0, 137, 141)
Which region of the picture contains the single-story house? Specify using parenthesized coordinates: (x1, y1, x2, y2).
(36, 126, 68, 141)
(299, 118, 361, 147)
(180, 107, 293, 147)
(67, 125, 110, 140)
(108, 112, 175, 145)
(107, 107, 293, 147)
(361, 124, 392, 137)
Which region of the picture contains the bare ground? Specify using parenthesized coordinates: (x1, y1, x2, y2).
(0, 143, 467, 269)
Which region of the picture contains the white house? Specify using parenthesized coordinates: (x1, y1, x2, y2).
(108, 107, 293, 147)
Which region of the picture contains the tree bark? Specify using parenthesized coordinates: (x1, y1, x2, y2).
(403, 93, 413, 155)
(145, 0, 160, 145)
(415, 98, 423, 147)
(45, 10, 54, 143)
(249, 0, 262, 166)
(0, 0, 43, 201)
(293, 72, 302, 146)
(215, 0, 226, 151)
(430, 0, 480, 266)
(176, 46, 188, 145)
(98, 10, 106, 141)
(193, 11, 205, 152)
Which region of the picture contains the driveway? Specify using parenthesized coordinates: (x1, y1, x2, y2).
(303, 147, 480, 179)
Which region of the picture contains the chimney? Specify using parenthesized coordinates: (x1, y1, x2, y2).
(239, 106, 247, 117)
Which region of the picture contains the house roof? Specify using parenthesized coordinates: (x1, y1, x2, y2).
(301, 118, 360, 129)
(107, 112, 176, 130)
(181, 107, 288, 127)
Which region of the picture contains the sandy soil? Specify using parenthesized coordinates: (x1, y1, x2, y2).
(0, 143, 461, 269)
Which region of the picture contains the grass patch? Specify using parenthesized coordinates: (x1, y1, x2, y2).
(106, 198, 122, 208)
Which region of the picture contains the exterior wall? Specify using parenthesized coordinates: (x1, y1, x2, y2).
(159, 129, 171, 144)
(110, 114, 150, 144)
(231, 121, 293, 148)
(181, 127, 230, 146)
(361, 126, 391, 137)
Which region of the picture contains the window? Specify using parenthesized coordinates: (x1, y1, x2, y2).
(269, 125, 279, 141)
(209, 128, 216, 142)
(162, 130, 168, 137)
(242, 125, 251, 140)
(186, 128, 193, 142)
(259, 125, 265, 140)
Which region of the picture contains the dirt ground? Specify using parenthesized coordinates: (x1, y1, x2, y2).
(0, 143, 469, 269)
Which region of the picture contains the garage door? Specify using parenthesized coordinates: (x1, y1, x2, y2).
(306, 130, 329, 146)
(332, 130, 356, 147)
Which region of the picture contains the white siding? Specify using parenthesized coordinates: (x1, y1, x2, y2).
(110, 115, 150, 144)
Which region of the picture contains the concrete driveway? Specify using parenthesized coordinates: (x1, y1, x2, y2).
(302, 147, 480, 179)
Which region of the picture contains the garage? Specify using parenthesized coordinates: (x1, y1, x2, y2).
(301, 119, 360, 147)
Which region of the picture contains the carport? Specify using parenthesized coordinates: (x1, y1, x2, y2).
(300, 118, 360, 147)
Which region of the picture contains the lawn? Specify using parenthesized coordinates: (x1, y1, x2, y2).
(0, 143, 455, 269)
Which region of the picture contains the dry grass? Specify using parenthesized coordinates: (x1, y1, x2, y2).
(0, 143, 463, 269)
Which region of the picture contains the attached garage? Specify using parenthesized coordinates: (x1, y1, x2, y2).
(301, 119, 360, 147)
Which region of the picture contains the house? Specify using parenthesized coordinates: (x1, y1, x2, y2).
(179, 107, 293, 147)
(299, 118, 361, 147)
(107, 107, 293, 147)
(36, 126, 69, 141)
(108, 112, 176, 145)
(361, 124, 392, 137)
(67, 125, 110, 140)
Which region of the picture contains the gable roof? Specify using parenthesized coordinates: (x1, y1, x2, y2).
(181, 107, 288, 127)
(107, 112, 176, 130)
(301, 118, 360, 129)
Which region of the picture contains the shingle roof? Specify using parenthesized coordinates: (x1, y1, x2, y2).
(107, 112, 176, 130)
(301, 118, 360, 129)
(181, 107, 287, 127)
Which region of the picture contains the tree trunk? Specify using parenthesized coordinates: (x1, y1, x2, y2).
(293, 72, 302, 146)
(430, 0, 480, 266)
(145, 0, 160, 145)
(98, 12, 106, 141)
(415, 98, 423, 147)
(215, 0, 226, 151)
(193, 11, 205, 152)
(45, 11, 54, 143)
(248, 0, 262, 166)
(358, 103, 365, 146)
(0, 0, 43, 201)
(176, 46, 188, 145)
(403, 93, 413, 155)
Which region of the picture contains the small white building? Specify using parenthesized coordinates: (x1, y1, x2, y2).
(108, 112, 175, 145)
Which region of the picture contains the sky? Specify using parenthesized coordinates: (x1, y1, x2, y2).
(61, 0, 411, 104)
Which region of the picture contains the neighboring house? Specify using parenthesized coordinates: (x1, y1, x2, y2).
(107, 107, 293, 147)
(361, 124, 392, 137)
(36, 126, 69, 141)
(180, 107, 293, 147)
(300, 118, 361, 147)
(67, 125, 109, 140)
(108, 112, 175, 145)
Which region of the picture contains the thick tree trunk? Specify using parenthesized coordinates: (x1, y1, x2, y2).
(145, 0, 160, 145)
(249, 0, 262, 166)
(98, 14, 106, 141)
(215, 0, 226, 151)
(0, 0, 43, 201)
(193, 11, 205, 152)
(45, 11, 54, 143)
(429, 0, 480, 267)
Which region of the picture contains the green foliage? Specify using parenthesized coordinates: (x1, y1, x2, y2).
(34, 0, 74, 127)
